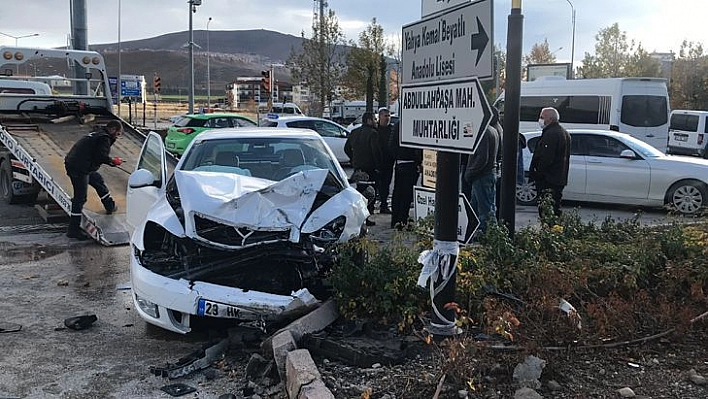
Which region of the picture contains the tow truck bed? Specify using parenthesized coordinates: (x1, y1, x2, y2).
(0, 112, 145, 244)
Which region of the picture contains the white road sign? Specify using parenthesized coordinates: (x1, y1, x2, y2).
(400, 76, 492, 153)
(422, 0, 470, 18)
(402, 0, 492, 84)
(414, 186, 479, 244)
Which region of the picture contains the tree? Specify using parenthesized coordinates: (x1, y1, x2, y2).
(624, 44, 662, 78)
(378, 54, 387, 109)
(670, 41, 708, 110)
(342, 18, 391, 112)
(578, 23, 632, 78)
(288, 8, 346, 116)
(523, 39, 557, 65)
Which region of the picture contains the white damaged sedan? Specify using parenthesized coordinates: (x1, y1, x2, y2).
(126, 128, 368, 334)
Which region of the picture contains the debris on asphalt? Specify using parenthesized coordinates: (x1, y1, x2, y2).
(63, 314, 97, 330)
(159, 383, 197, 397)
(150, 338, 228, 379)
(0, 321, 22, 333)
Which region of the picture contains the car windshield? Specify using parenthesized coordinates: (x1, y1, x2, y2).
(178, 136, 345, 183)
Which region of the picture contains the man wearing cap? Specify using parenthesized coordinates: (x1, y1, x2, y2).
(64, 120, 123, 240)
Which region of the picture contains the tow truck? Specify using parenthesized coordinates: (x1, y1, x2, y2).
(0, 46, 174, 245)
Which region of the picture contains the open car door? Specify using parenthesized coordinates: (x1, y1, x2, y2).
(126, 132, 168, 232)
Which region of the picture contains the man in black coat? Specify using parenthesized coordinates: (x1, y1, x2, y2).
(64, 120, 123, 239)
(529, 107, 571, 218)
(376, 107, 395, 214)
(344, 112, 382, 225)
(388, 122, 422, 229)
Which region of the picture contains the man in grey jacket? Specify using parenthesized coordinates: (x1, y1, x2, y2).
(463, 112, 501, 236)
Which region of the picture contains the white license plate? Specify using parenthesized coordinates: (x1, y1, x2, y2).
(197, 299, 244, 318)
(674, 134, 688, 142)
(166, 142, 175, 148)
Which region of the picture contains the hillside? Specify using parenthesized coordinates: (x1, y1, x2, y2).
(90, 29, 304, 96)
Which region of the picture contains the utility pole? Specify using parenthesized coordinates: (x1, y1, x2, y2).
(500, 0, 524, 238)
(188, 0, 202, 114)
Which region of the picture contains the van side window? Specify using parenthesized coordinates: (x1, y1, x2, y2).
(705, 117, 708, 134)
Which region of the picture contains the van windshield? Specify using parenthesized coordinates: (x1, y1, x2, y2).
(621, 95, 668, 127)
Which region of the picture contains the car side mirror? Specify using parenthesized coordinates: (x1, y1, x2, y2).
(128, 169, 157, 188)
(620, 149, 636, 159)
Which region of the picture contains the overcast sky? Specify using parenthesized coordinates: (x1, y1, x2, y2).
(0, 0, 705, 64)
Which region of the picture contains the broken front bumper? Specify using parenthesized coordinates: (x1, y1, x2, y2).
(129, 249, 320, 334)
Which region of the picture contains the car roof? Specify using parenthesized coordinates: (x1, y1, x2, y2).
(269, 115, 347, 128)
(185, 113, 253, 120)
(194, 127, 322, 141)
(523, 129, 632, 138)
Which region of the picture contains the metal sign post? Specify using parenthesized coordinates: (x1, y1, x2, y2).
(405, 0, 493, 337)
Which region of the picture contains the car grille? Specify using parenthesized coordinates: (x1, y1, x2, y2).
(193, 215, 291, 247)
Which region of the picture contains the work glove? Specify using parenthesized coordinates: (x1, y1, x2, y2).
(111, 157, 123, 166)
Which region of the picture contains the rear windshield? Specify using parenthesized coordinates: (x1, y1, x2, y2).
(175, 117, 205, 127)
(670, 114, 700, 132)
(620, 95, 668, 127)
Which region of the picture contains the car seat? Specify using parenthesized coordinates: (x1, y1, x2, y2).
(273, 149, 305, 180)
(215, 151, 240, 167)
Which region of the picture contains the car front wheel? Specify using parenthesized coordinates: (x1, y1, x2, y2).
(667, 180, 707, 214)
(516, 176, 538, 206)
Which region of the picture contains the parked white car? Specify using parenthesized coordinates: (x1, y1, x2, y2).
(126, 128, 369, 334)
(517, 129, 708, 214)
(263, 116, 350, 164)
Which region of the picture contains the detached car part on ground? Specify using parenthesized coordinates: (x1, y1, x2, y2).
(516, 129, 708, 214)
(127, 128, 368, 334)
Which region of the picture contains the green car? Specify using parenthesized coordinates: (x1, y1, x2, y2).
(164, 113, 257, 155)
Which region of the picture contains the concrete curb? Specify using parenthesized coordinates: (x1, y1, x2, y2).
(262, 299, 339, 398)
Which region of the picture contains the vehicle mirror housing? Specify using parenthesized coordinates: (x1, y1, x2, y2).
(128, 168, 157, 188)
(620, 149, 636, 159)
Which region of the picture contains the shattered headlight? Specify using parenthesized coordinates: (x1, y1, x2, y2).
(310, 216, 346, 244)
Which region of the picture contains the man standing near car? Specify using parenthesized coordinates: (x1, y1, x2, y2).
(388, 121, 422, 229)
(345, 112, 382, 226)
(64, 120, 123, 240)
(376, 107, 395, 214)
(530, 107, 571, 219)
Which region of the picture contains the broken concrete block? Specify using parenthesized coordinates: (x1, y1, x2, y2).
(285, 349, 322, 399)
(262, 299, 339, 356)
(512, 355, 546, 389)
(298, 379, 334, 399)
(272, 330, 297, 381)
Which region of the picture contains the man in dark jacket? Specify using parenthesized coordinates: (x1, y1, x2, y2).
(344, 112, 381, 225)
(376, 107, 395, 214)
(529, 107, 571, 218)
(388, 122, 422, 229)
(463, 119, 501, 236)
(64, 120, 123, 239)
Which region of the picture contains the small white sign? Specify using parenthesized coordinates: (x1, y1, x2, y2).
(403, 0, 492, 84)
(400, 76, 492, 153)
(414, 186, 478, 244)
(421, 0, 470, 18)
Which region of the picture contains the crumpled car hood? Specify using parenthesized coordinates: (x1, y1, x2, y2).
(132, 169, 368, 250)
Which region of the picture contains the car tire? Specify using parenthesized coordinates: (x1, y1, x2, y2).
(516, 176, 538, 206)
(667, 180, 707, 215)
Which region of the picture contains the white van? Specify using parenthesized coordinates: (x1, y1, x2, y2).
(666, 110, 708, 157)
(494, 77, 670, 151)
(0, 79, 52, 95)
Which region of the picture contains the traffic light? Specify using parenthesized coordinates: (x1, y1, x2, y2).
(153, 74, 161, 94)
(260, 70, 271, 95)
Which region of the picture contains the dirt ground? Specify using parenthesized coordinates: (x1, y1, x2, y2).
(0, 206, 706, 399)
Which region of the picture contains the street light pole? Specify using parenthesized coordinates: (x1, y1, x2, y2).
(117, 0, 122, 117)
(207, 17, 212, 109)
(565, 0, 576, 78)
(0, 32, 40, 74)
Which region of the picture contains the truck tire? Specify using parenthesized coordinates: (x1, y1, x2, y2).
(0, 159, 38, 205)
(0, 159, 18, 204)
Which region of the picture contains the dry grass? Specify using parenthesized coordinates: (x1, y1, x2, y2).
(113, 102, 258, 126)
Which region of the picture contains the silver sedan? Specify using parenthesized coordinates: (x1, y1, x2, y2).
(516, 129, 708, 214)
